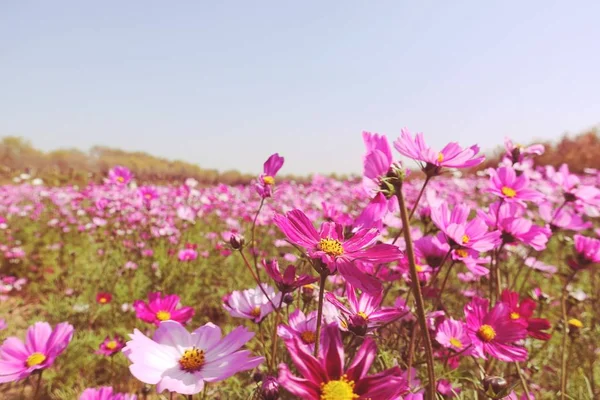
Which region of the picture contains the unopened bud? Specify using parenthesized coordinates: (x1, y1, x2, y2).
(230, 234, 245, 250)
(482, 376, 507, 395)
(261, 376, 280, 400)
(283, 293, 294, 305)
(252, 371, 264, 383)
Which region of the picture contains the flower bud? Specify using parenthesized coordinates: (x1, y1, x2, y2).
(260, 376, 280, 400)
(283, 293, 294, 305)
(230, 234, 245, 250)
(482, 376, 508, 398)
(252, 371, 264, 383)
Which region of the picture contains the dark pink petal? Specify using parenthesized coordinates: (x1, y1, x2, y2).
(346, 338, 377, 381)
(336, 259, 382, 295)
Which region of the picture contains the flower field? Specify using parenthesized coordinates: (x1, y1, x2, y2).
(1, 130, 599, 399)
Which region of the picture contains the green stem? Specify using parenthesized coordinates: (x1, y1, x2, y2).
(560, 272, 576, 399)
(396, 185, 436, 399)
(313, 272, 327, 357)
(269, 295, 285, 371)
(33, 371, 43, 400)
(392, 176, 431, 245)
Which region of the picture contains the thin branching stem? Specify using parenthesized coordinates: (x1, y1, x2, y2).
(396, 184, 436, 399)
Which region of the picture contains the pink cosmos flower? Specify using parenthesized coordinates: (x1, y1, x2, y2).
(354, 132, 399, 230)
(80, 386, 137, 400)
(222, 284, 282, 323)
(539, 202, 590, 232)
(464, 297, 528, 362)
(278, 323, 409, 399)
(263, 259, 318, 293)
(0, 321, 74, 383)
(524, 257, 557, 275)
(488, 166, 543, 205)
(277, 309, 319, 352)
(568, 234, 600, 270)
(138, 186, 158, 205)
(394, 128, 484, 176)
(123, 321, 264, 395)
(504, 138, 544, 164)
(432, 203, 501, 253)
(255, 153, 285, 198)
(478, 202, 551, 251)
(414, 234, 451, 270)
(326, 284, 407, 335)
(435, 318, 472, 353)
(273, 209, 402, 294)
(108, 166, 133, 186)
(437, 379, 461, 397)
(501, 290, 551, 341)
(133, 292, 195, 326)
(0, 319, 6, 331)
(178, 248, 198, 261)
(96, 335, 126, 356)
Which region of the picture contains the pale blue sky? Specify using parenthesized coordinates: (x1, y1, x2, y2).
(1, 1, 599, 174)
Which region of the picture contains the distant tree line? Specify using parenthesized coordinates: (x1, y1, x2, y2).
(0, 136, 352, 186)
(1, 128, 598, 186)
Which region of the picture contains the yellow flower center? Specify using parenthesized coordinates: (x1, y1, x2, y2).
(437, 152, 444, 163)
(263, 175, 275, 185)
(461, 235, 470, 244)
(501, 186, 516, 198)
(156, 310, 171, 321)
(179, 348, 205, 372)
(301, 330, 317, 344)
(318, 238, 344, 257)
(510, 312, 520, 320)
(455, 249, 468, 258)
(449, 337, 463, 349)
(415, 264, 424, 272)
(250, 306, 262, 318)
(105, 340, 118, 350)
(26, 352, 46, 368)
(117, 176, 124, 183)
(320, 375, 359, 400)
(568, 318, 583, 328)
(477, 324, 497, 342)
(99, 297, 108, 304)
(145, 193, 152, 199)
(357, 311, 369, 320)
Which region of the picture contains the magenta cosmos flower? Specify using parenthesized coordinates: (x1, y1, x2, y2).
(501, 290, 551, 341)
(80, 386, 137, 400)
(488, 166, 542, 205)
(133, 292, 195, 326)
(96, 335, 126, 356)
(273, 209, 402, 294)
(123, 320, 263, 395)
(178, 248, 198, 261)
(464, 297, 527, 362)
(263, 259, 318, 293)
(0, 321, 74, 383)
(325, 283, 406, 335)
(278, 323, 409, 400)
(394, 128, 484, 176)
(255, 153, 285, 198)
(108, 166, 133, 186)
